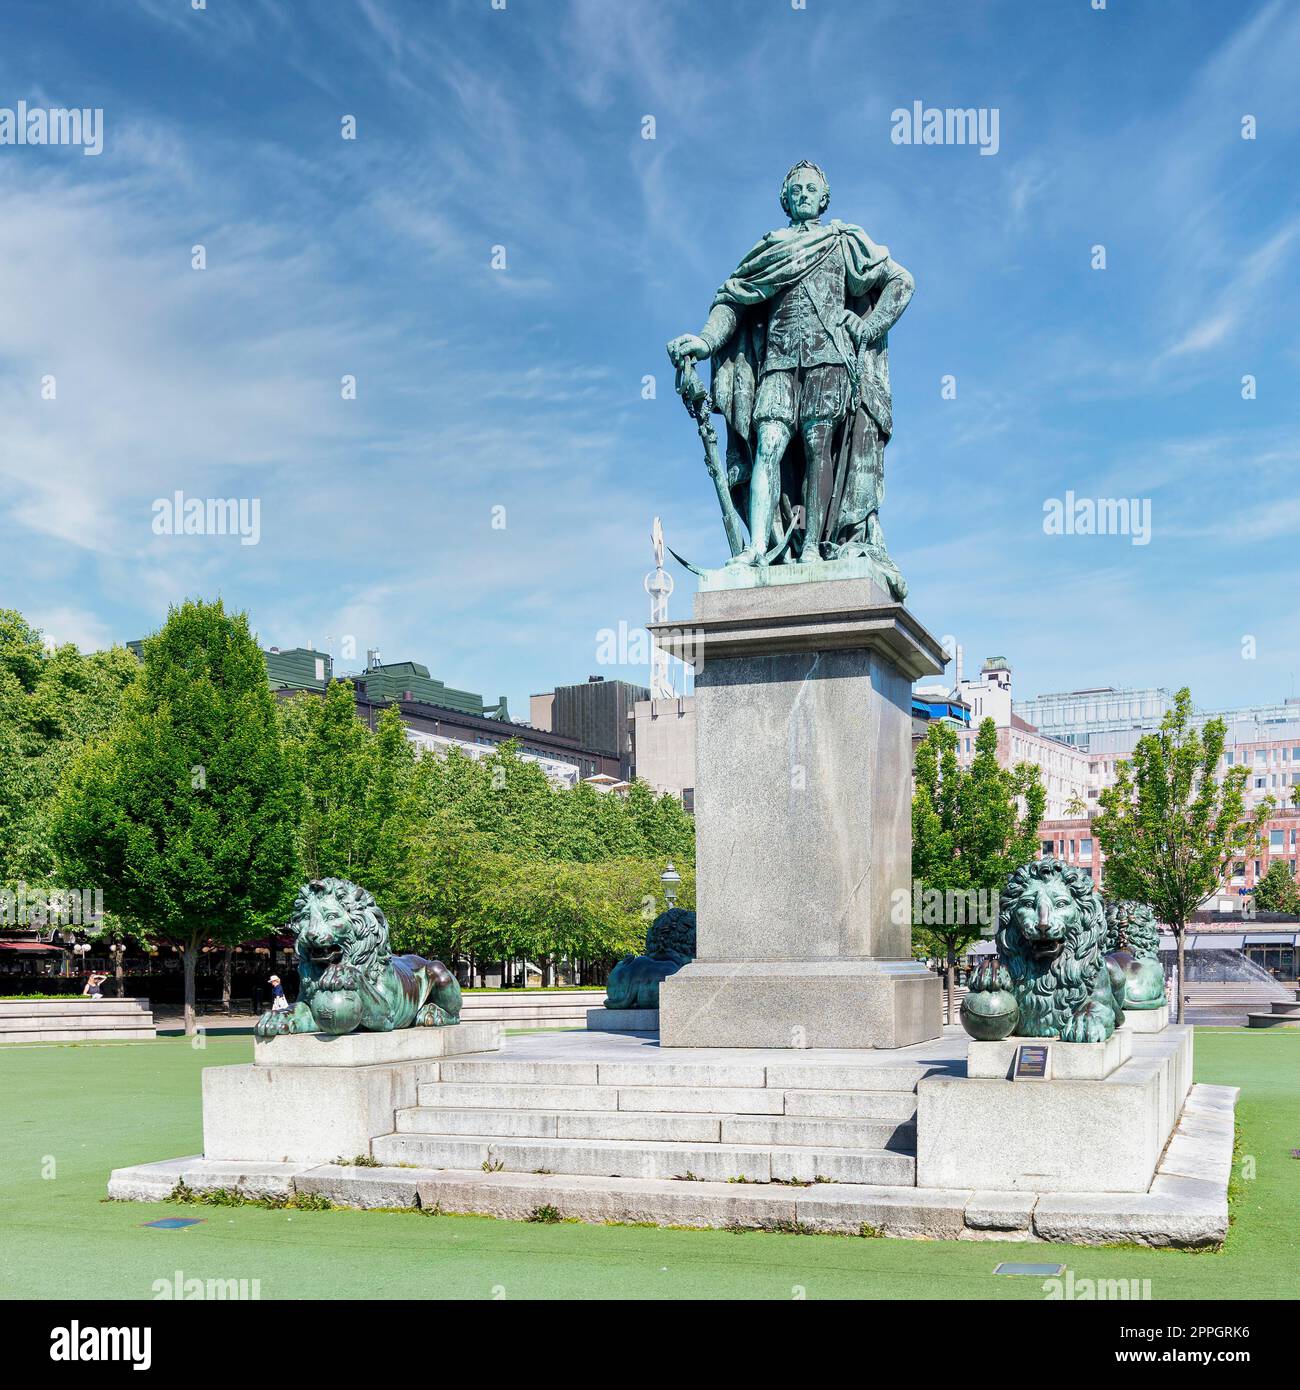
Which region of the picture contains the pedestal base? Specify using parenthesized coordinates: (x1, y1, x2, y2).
(1123, 1003, 1169, 1033)
(204, 1023, 501, 1164)
(967, 1027, 1132, 1080)
(586, 1007, 659, 1032)
(918, 1026, 1193, 1193)
(658, 960, 941, 1050)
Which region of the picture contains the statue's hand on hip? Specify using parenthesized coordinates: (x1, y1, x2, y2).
(667, 334, 710, 368)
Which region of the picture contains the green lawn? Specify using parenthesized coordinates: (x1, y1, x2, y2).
(0, 1029, 1295, 1300)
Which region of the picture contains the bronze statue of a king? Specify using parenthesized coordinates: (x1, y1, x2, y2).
(667, 160, 914, 599)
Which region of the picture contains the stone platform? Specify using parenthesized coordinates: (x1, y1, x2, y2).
(110, 1025, 1233, 1246)
(204, 1021, 501, 1164)
(919, 1026, 1192, 1193)
(0, 996, 156, 1044)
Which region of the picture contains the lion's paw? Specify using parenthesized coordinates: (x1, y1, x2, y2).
(319, 963, 361, 992)
(1061, 1010, 1109, 1044)
(254, 1010, 289, 1038)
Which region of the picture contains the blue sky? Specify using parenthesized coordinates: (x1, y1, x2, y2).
(2, 0, 1298, 716)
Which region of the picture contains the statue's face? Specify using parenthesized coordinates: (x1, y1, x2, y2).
(784, 167, 826, 223)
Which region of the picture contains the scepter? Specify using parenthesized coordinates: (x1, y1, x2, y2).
(675, 360, 746, 559)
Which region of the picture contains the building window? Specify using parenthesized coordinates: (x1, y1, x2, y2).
(1041, 840, 1054, 857)
(1079, 838, 1093, 859)
(1271, 830, 1285, 851)
(682, 788, 695, 814)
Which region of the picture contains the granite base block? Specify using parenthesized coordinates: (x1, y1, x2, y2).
(586, 1008, 659, 1032)
(917, 1026, 1193, 1194)
(658, 959, 942, 1050)
(252, 1020, 500, 1068)
(967, 1027, 1132, 1080)
(1122, 1003, 1169, 1033)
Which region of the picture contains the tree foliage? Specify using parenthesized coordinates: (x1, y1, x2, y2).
(0, 610, 139, 885)
(1092, 688, 1273, 1023)
(1249, 860, 1300, 916)
(50, 600, 298, 1031)
(911, 717, 1046, 1014)
(277, 698, 695, 976)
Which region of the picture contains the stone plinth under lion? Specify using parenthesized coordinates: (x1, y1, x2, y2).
(205, 879, 499, 1164)
(651, 572, 944, 1049)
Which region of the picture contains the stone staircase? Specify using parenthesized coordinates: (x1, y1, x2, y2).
(371, 1052, 937, 1185)
(458, 990, 606, 1030)
(1247, 988, 1300, 1028)
(0, 997, 156, 1043)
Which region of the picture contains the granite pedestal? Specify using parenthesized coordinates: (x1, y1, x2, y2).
(651, 567, 944, 1049)
(203, 1022, 501, 1165)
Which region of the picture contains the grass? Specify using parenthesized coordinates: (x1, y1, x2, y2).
(0, 1029, 1295, 1300)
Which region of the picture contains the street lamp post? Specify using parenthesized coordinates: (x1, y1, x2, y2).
(661, 860, 681, 911)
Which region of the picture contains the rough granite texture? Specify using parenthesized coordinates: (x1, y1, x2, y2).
(654, 580, 943, 1050)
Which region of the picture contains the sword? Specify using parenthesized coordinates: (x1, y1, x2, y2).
(675, 360, 746, 559)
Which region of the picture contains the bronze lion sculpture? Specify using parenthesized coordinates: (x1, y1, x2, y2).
(963, 858, 1126, 1043)
(255, 878, 461, 1038)
(604, 908, 696, 1011)
(1103, 898, 1167, 1011)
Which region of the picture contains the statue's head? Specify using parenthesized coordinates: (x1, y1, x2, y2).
(779, 160, 830, 223)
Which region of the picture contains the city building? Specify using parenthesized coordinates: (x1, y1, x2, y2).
(917, 657, 1095, 819)
(632, 695, 696, 807)
(530, 676, 647, 781)
(354, 657, 509, 720)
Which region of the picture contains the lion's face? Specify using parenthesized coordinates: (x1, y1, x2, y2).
(1006, 877, 1085, 966)
(294, 893, 355, 967)
(289, 878, 388, 975)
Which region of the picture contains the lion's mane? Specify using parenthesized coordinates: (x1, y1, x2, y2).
(292, 877, 389, 983)
(1104, 898, 1161, 962)
(997, 858, 1109, 1037)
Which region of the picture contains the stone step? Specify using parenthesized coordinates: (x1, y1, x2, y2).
(297, 1166, 967, 1236)
(1268, 1000, 1300, 1015)
(397, 1107, 725, 1144)
(0, 1027, 157, 1044)
(371, 1131, 916, 1185)
(415, 1080, 800, 1115)
(1246, 1011, 1300, 1028)
(435, 1057, 938, 1093)
(783, 1089, 918, 1121)
(395, 1105, 915, 1151)
(0, 1012, 156, 1032)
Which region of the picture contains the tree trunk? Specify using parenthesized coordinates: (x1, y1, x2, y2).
(1175, 925, 1186, 1026)
(945, 945, 957, 1026)
(182, 942, 199, 1037)
(114, 957, 124, 998)
(221, 947, 233, 1015)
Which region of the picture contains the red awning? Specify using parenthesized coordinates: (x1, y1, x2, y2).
(0, 941, 69, 953)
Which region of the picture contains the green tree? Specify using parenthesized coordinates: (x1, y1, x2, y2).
(280, 683, 417, 901)
(1093, 688, 1273, 1024)
(0, 610, 139, 885)
(911, 717, 1046, 1022)
(1249, 860, 1300, 915)
(51, 600, 297, 1033)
